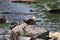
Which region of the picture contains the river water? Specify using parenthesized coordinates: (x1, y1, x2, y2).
(35, 11, 60, 32)
(0, 2, 60, 32)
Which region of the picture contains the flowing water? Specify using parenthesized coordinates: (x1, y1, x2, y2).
(35, 11, 60, 32)
(0, 1, 60, 32)
(33, 2, 60, 32)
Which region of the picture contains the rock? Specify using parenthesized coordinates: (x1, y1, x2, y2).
(11, 23, 28, 33)
(19, 36, 53, 40)
(11, 22, 49, 40)
(20, 36, 42, 40)
(0, 35, 11, 40)
(49, 32, 60, 40)
(0, 35, 53, 40)
(11, 23, 49, 36)
(24, 25, 48, 37)
(23, 25, 51, 40)
(0, 16, 6, 24)
(0, 29, 7, 35)
(0, 28, 11, 35)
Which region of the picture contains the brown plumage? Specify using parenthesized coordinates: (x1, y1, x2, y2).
(23, 19, 36, 25)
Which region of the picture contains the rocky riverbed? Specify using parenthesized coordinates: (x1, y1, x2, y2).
(0, 35, 53, 40)
(0, 27, 52, 40)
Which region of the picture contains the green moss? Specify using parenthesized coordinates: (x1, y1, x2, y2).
(20, 31, 27, 36)
(0, 24, 10, 28)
